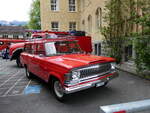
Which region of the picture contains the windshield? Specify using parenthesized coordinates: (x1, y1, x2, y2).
(45, 41, 82, 56)
(45, 34, 58, 39)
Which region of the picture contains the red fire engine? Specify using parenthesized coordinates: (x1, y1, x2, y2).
(8, 31, 92, 67)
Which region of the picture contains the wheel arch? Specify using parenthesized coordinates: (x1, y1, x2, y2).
(48, 72, 64, 86)
(10, 48, 23, 60)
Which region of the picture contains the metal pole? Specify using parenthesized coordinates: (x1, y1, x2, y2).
(100, 99, 150, 113)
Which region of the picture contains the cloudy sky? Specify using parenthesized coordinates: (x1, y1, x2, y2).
(0, 0, 33, 21)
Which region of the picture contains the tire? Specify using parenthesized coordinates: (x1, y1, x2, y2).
(52, 79, 65, 101)
(25, 66, 33, 79)
(16, 56, 23, 68)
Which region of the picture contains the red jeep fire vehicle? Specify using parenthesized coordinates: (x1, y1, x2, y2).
(20, 39, 118, 101)
(9, 31, 92, 67)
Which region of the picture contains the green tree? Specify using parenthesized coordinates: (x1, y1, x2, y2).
(28, 0, 41, 29)
(101, 0, 150, 75)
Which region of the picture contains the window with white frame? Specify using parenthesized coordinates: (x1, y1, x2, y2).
(51, 0, 59, 11)
(69, 22, 76, 31)
(51, 22, 59, 31)
(69, 0, 76, 12)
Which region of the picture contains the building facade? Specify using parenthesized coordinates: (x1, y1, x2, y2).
(40, 0, 107, 55)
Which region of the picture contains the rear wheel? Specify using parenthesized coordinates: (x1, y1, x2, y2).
(25, 66, 33, 79)
(52, 79, 65, 101)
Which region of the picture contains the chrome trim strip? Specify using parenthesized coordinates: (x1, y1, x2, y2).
(65, 70, 116, 87)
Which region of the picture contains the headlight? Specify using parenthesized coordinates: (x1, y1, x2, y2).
(111, 62, 116, 69)
(72, 71, 80, 80)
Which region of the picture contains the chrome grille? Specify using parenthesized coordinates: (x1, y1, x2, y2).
(79, 63, 111, 78)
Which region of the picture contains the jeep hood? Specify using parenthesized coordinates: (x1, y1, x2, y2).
(46, 54, 115, 69)
(47, 54, 115, 69)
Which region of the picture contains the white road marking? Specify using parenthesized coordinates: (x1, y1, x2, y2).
(0, 94, 23, 98)
(0, 85, 25, 90)
(0, 71, 20, 88)
(2, 76, 24, 97)
(22, 80, 31, 94)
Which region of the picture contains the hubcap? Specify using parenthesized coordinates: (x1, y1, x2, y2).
(54, 81, 64, 98)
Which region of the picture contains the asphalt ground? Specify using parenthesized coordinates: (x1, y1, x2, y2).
(0, 57, 150, 113)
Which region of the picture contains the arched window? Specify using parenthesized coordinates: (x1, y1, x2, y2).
(96, 8, 102, 29)
(88, 15, 92, 33)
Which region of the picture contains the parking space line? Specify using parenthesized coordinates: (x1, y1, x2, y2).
(0, 65, 13, 72)
(0, 71, 20, 88)
(22, 80, 33, 95)
(0, 94, 23, 98)
(23, 80, 31, 91)
(0, 85, 25, 90)
(2, 76, 24, 97)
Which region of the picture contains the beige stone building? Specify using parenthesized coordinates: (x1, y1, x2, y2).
(40, 0, 107, 54)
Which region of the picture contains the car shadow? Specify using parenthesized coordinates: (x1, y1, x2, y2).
(30, 75, 118, 104)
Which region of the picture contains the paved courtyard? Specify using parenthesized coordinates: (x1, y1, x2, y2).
(0, 57, 150, 113)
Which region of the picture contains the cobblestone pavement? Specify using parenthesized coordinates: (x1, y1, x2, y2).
(0, 57, 150, 113)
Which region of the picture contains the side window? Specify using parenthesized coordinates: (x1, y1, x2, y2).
(24, 44, 31, 53)
(36, 44, 45, 55)
(24, 44, 34, 54)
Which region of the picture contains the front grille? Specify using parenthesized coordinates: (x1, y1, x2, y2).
(79, 63, 111, 78)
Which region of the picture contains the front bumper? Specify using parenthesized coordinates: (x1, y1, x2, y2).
(64, 71, 118, 94)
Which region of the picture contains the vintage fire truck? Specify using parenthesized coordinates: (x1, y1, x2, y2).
(9, 31, 92, 67)
(20, 39, 118, 101)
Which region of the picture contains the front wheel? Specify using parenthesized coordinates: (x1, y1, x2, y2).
(53, 80, 65, 101)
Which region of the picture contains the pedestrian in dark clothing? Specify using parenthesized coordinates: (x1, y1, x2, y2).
(5, 46, 9, 61)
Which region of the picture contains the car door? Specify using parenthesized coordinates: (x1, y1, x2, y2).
(28, 44, 39, 75)
(20, 44, 30, 66)
(32, 43, 48, 81)
(24, 44, 34, 72)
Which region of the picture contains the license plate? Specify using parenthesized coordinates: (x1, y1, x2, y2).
(96, 82, 104, 87)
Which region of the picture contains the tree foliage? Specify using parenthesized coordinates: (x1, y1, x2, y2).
(28, 0, 41, 29)
(101, 0, 150, 74)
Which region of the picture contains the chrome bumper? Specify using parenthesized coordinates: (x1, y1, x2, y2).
(64, 71, 119, 94)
